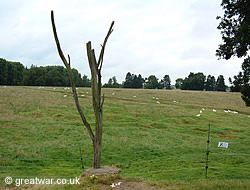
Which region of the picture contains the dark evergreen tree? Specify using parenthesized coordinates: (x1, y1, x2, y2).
(205, 75, 216, 91)
(137, 74, 144, 88)
(124, 72, 133, 88)
(216, 75, 226, 91)
(123, 72, 143, 88)
(132, 75, 138, 88)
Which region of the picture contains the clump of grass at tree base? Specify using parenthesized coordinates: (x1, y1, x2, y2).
(0, 86, 249, 189)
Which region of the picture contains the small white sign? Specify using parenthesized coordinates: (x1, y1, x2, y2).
(218, 142, 229, 148)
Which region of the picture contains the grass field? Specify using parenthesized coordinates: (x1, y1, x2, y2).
(0, 86, 249, 189)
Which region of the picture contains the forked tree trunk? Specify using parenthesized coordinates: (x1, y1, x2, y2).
(51, 10, 114, 169)
(86, 41, 103, 168)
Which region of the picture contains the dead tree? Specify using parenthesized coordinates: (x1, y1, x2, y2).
(51, 10, 114, 169)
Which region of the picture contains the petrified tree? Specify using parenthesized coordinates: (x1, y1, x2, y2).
(51, 10, 114, 168)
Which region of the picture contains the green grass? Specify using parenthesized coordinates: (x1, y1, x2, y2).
(0, 86, 249, 189)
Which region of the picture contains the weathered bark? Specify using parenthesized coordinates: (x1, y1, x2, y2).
(86, 42, 102, 168)
(51, 10, 114, 169)
(85, 21, 114, 169)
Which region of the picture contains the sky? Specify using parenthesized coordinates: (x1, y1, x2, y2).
(0, 0, 244, 85)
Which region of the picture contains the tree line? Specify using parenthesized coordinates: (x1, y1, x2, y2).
(0, 57, 227, 91)
(178, 72, 227, 91)
(102, 72, 172, 89)
(0, 58, 91, 87)
(104, 72, 227, 91)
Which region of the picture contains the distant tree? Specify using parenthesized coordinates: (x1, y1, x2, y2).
(15, 62, 25, 85)
(45, 69, 66, 86)
(131, 74, 144, 88)
(0, 58, 24, 85)
(175, 78, 183, 89)
(108, 78, 113, 87)
(158, 81, 164, 89)
(181, 72, 206, 91)
(112, 76, 120, 88)
(23, 65, 46, 86)
(103, 76, 120, 88)
(144, 75, 159, 89)
(137, 74, 144, 88)
(0, 58, 8, 85)
(103, 78, 112, 88)
(123, 72, 144, 88)
(82, 75, 91, 87)
(161, 75, 171, 89)
(72, 68, 83, 87)
(216, 75, 226, 91)
(216, 0, 250, 105)
(205, 75, 216, 91)
(132, 75, 139, 88)
(229, 72, 244, 92)
(7, 63, 15, 85)
(124, 72, 133, 88)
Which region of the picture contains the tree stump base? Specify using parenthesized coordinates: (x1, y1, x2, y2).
(81, 166, 120, 176)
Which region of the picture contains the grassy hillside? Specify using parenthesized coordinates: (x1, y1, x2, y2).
(0, 86, 249, 189)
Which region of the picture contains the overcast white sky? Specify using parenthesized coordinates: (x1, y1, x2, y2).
(0, 0, 243, 85)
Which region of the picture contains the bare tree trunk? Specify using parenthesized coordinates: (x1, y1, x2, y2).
(86, 41, 103, 168)
(51, 10, 114, 169)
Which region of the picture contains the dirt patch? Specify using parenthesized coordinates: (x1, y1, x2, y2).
(82, 166, 121, 176)
(174, 119, 195, 125)
(231, 129, 241, 133)
(192, 128, 207, 133)
(193, 128, 207, 132)
(32, 110, 44, 118)
(216, 133, 232, 139)
(53, 113, 64, 118)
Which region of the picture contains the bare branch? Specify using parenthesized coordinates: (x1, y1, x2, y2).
(98, 21, 115, 70)
(51, 11, 69, 68)
(51, 10, 95, 142)
(68, 54, 71, 66)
